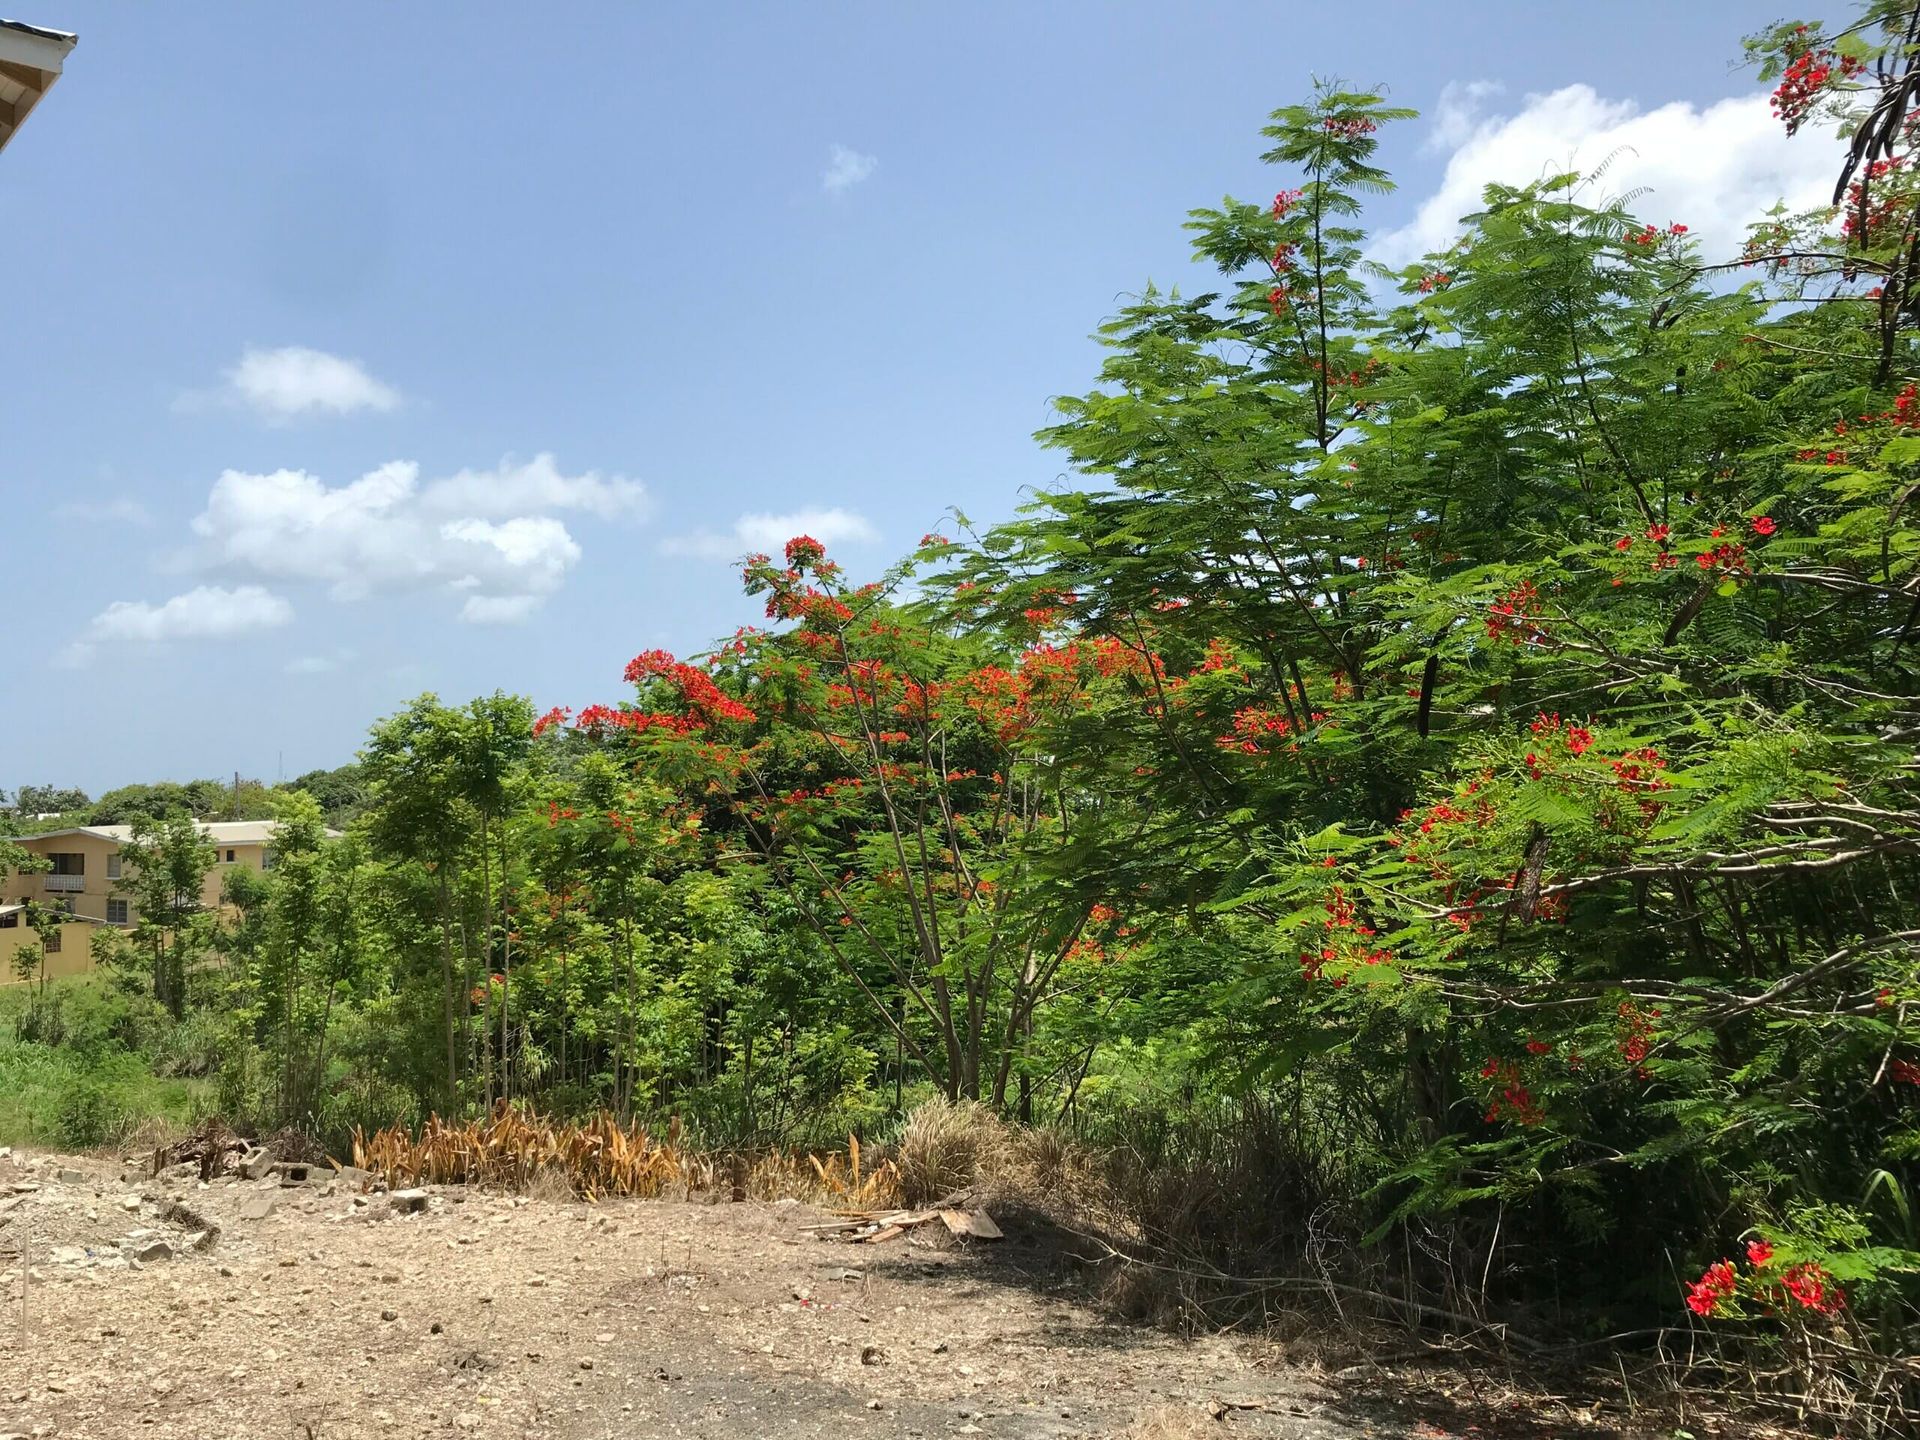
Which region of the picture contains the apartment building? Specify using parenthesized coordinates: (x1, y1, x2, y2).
(0, 821, 292, 983)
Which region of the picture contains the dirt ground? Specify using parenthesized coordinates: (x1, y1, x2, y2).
(0, 1147, 1662, 1440)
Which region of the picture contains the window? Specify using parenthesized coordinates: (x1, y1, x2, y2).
(106, 899, 129, 926)
(43, 928, 60, 954)
(225, 849, 236, 864)
(48, 852, 83, 875)
(0, 911, 15, 929)
(106, 854, 121, 880)
(262, 849, 275, 872)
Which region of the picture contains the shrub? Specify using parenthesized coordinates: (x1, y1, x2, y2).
(54, 1078, 117, 1150)
(897, 1098, 1007, 1206)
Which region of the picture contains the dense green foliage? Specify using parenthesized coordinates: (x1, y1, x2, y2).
(13, 4, 1920, 1411)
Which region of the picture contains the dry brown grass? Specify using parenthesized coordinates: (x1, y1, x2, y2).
(897, 1097, 1009, 1206)
(352, 1102, 903, 1208)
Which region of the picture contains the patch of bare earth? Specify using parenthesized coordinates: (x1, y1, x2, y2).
(0, 1147, 1664, 1440)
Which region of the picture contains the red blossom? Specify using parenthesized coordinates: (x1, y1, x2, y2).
(1686, 1259, 1738, 1317)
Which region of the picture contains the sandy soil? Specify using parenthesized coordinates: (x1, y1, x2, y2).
(0, 1147, 1649, 1440)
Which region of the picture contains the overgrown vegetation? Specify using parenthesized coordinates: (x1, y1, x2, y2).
(11, 3, 1920, 1428)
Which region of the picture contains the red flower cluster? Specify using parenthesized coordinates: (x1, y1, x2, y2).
(1781, 1262, 1846, 1315)
(1271, 188, 1304, 219)
(1617, 999, 1660, 1073)
(1695, 539, 1749, 577)
(1322, 115, 1377, 137)
(1686, 1260, 1738, 1316)
(1626, 222, 1689, 248)
(532, 705, 572, 737)
(1417, 271, 1450, 293)
(1487, 580, 1547, 644)
(1771, 30, 1862, 134)
(1268, 285, 1292, 316)
(1889, 1057, 1920, 1086)
(785, 534, 827, 568)
(1523, 711, 1594, 778)
(1217, 706, 1302, 755)
(1842, 156, 1906, 242)
(624, 649, 756, 725)
(1687, 1241, 1845, 1321)
(1479, 1057, 1544, 1126)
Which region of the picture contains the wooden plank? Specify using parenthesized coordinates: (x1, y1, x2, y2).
(939, 1208, 970, 1236)
(861, 1224, 906, 1243)
(965, 1210, 1003, 1240)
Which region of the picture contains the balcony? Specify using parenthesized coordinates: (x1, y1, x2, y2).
(42, 874, 83, 894)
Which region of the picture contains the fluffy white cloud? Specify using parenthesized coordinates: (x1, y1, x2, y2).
(1376, 84, 1834, 269)
(215, 345, 401, 420)
(423, 454, 649, 520)
(58, 585, 293, 667)
(185, 455, 634, 622)
(88, 585, 292, 643)
(822, 143, 877, 194)
(662, 506, 879, 561)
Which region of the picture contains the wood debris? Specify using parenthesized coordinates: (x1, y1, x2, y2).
(808, 1204, 1003, 1243)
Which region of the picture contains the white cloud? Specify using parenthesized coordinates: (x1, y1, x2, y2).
(184, 455, 634, 623)
(822, 143, 878, 194)
(210, 345, 401, 421)
(1376, 84, 1834, 269)
(1426, 80, 1505, 152)
(662, 506, 879, 561)
(55, 497, 153, 527)
(422, 454, 649, 520)
(60, 584, 293, 667)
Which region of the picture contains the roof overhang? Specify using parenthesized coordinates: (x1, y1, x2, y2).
(0, 20, 76, 156)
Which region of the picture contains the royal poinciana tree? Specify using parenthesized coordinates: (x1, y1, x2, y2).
(545, 18, 1920, 1363)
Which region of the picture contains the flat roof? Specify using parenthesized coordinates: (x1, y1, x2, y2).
(0, 19, 76, 156)
(9, 820, 340, 846)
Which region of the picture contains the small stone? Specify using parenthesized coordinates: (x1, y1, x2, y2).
(389, 1189, 429, 1215)
(429, 1321, 444, 1334)
(381, 1308, 398, 1321)
(129, 1238, 172, 1263)
(861, 1345, 883, 1365)
(595, 1331, 614, 1343)
(239, 1193, 276, 1221)
(119, 1195, 141, 1212)
(56, 1168, 85, 1185)
(866, 1399, 883, 1410)
(150, 1378, 174, 1396)
(578, 1358, 594, 1370)
(528, 1275, 548, 1287)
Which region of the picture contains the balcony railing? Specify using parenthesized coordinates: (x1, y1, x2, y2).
(42, 874, 83, 893)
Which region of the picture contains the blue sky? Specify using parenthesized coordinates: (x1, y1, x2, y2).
(2, 1, 1841, 794)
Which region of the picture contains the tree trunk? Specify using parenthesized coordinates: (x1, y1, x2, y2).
(436, 867, 458, 1105)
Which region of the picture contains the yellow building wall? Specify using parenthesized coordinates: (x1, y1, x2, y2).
(1, 832, 124, 922)
(0, 919, 101, 986)
(1, 833, 275, 930)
